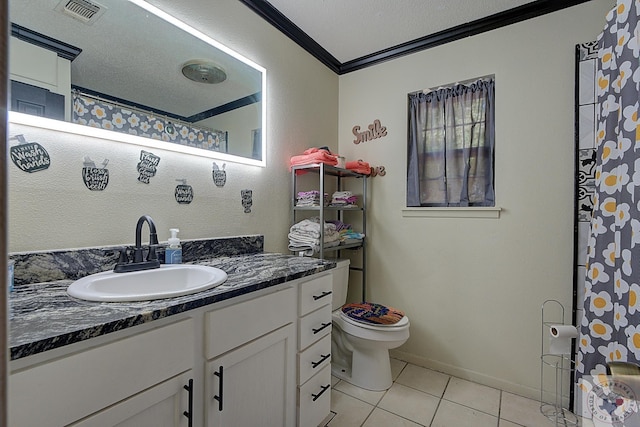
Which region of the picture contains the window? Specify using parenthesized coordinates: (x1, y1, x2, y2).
(407, 76, 495, 207)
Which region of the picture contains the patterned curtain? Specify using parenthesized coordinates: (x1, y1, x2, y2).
(576, 0, 640, 415)
(72, 92, 228, 152)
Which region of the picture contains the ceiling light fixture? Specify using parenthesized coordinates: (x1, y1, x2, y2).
(181, 61, 227, 84)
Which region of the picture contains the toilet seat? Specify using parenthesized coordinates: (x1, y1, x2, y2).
(341, 302, 405, 326)
(339, 311, 409, 330)
(333, 310, 410, 344)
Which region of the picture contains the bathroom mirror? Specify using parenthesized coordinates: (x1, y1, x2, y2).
(9, 0, 266, 166)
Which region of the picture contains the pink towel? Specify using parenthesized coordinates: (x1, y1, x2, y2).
(290, 148, 338, 170)
(345, 160, 371, 175)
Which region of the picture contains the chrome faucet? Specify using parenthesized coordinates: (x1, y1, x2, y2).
(114, 215, 161, 273)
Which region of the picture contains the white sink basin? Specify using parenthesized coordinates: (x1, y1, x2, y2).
(67, 264, 228, 302)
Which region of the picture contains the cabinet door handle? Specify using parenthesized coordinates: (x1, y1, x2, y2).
(183, 379, 193, 427)
(213, 366, 224, 411)
(311, 353, 331, 369)
(312, 290, 332, 301)
(312, 322, 332, 335)
(311, 384, 331, 402)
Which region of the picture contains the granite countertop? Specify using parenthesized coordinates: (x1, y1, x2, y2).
(10, 252, 335, 361)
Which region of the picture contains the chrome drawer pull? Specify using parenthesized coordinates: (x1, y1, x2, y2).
(312, 290, 332, 301)
(312, 322, 331, 335)
(312, 384, 330, 402)
(311, 353, 331, 369)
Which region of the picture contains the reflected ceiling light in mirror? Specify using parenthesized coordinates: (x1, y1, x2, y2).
(182, 61, 227, 84)
(9, 111, 265, 166)
(126, 0, 267, 166)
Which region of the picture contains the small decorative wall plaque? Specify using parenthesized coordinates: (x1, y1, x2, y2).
(175, 179, 194, 204)
(137, 150, 160, 184)
(212, 162, 227, 187)
(241, 189, 253, 213)
(82, 157, 110, 191)
(352, 119, 387, 144)
(9, 134, 51, 173)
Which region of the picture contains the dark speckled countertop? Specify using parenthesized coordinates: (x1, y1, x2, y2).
(9, 252, 335, 361)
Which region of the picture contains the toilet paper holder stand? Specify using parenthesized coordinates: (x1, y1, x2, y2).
(540, 299, 579, 427)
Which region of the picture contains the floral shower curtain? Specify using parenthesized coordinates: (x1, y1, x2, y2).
(576, 0, 640, 418)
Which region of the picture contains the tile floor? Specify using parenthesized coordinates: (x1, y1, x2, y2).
(323, 359, 595, 427)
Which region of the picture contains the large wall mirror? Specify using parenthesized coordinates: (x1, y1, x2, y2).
(9, 0, 266, 166)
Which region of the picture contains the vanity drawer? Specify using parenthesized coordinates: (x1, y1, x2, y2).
(298, 365, 331, 427)
(206, 286, 296, 359)
(298, 334, 331, 385)
(299, 273, 332, 316)
(298, 304, 332, 350)
(9, 319, 194, 427)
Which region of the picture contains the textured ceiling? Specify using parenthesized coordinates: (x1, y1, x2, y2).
(265, 0, 538, 63)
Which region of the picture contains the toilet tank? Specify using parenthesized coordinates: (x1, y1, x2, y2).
(331, 259, 350, 310)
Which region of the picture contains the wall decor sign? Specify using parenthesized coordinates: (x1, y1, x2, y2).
(137, 150, 161, 184)
(370, 166, 386, 177)
(175, 179, 194, 204)
(82, 157, 110, 191)
(9, 134, 51, 173)
(352, 119, 387, 144)
(212, 162, 227, 187)
(241, 189, 253, 213)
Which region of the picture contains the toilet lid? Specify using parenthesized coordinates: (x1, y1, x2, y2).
(341, 302, 405, 326)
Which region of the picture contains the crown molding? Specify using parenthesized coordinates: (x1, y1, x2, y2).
(238, 0, 341, 73)
(238, 0, 594, 75)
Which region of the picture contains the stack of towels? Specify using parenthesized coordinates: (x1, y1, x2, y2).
(346, 160, 372, 175)
(329, 191, 357, 207)
(288, 217, 341, 255)
(327, 219, 365, 243)
(290, 147, 338, 169)
(296, 191, 329, 207)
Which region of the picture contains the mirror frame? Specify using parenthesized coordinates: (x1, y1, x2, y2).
(10, 0, 267, 167)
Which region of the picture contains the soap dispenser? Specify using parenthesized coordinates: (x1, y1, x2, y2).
(165, 228, 182, 264)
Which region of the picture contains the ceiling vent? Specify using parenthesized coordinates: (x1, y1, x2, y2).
(55, 0, 107, 25)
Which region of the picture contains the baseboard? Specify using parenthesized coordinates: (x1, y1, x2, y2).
(390, 349, 540, 401)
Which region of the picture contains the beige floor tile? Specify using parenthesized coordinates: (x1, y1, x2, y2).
(395, 364, 451, 397)
(431, 399, 499, 427)
(500, 392, 555, 427)
(334, 380, 387, 406)
(443, 377, 501, 416)
(377, 383, 440, 425)
(328, 389, 374, 427)
(331, 375, 341, 387)
(498, 419, 523, 427)
(390, 358, 408, 381)
(362, 408, 423, 427)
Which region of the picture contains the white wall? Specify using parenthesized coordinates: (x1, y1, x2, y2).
(7, 0, 338, 252)
(337, 1, 612, 399)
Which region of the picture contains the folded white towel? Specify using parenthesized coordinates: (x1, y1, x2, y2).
(290, 218, 337, 238)
(288, 243, 314, 256)
(288, 218, 342, 255)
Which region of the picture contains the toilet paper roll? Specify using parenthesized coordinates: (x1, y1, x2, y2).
(549, 324, 578, 355)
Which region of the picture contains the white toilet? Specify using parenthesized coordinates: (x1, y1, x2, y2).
(330, 260, 410, 391)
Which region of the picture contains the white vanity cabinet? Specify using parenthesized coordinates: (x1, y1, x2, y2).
(8, 269, 334, 427)
(9, 318, 195, 427)
(296, 273, 333, 427)
(204, 286, 297, 427)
